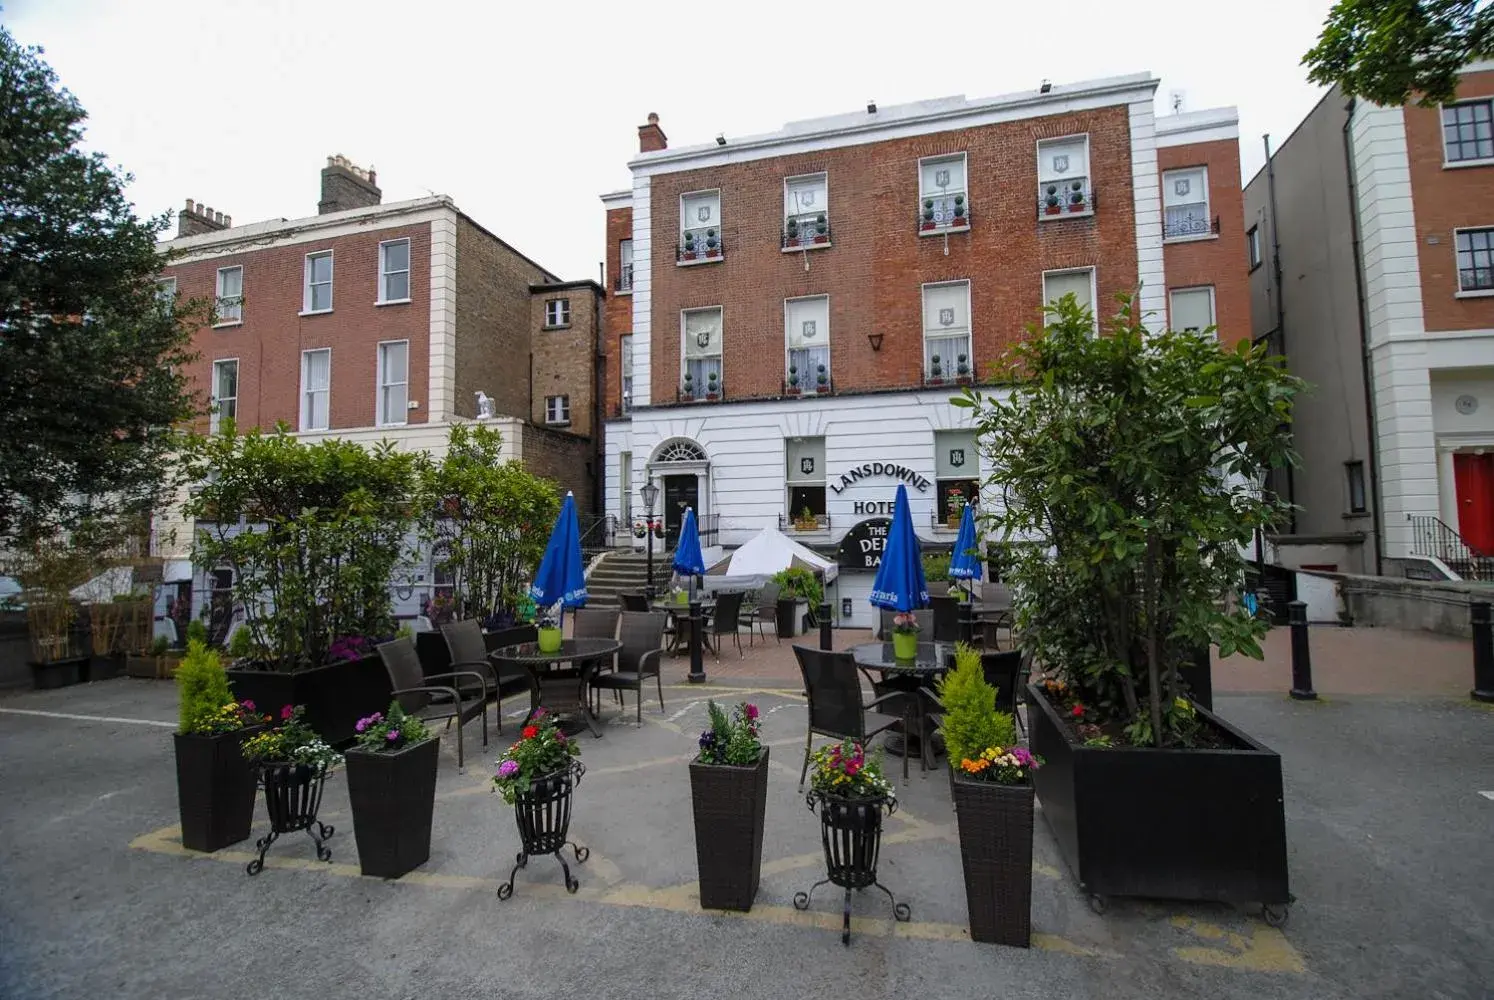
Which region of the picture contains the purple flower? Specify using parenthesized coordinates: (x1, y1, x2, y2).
(386, 730, 400, 742)
(497, 759, 520, 778)
(532, 707, 547, 719)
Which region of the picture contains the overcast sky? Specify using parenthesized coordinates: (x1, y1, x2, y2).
(7, 0, 1335, 281)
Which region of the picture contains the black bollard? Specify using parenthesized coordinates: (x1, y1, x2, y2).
(819, 601, 833, 651)
(1288, 600, 1317, 701)
(1470, 602, 1494, 703)
(959, 600, 975, 645)
(687, 599, 706, 684)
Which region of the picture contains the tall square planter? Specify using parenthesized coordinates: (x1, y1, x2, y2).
(1027, 683, 1290, 909)
(951, 775, 1034, 947)
(688, 747, 769, 911)
(29, 655, 87, 689)
(345, 736, 440, 878)
(228, 653, 392, 747)
(174, 731, 258, 852)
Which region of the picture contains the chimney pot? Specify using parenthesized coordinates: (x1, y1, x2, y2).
(318, 154, 382, 215)
(185, 198, 195, 213)
(177, 198, 230, 238)
(638, 113, 668, 154)
(223, 214, 231, 227)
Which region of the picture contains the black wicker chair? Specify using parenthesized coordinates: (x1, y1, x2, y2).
(877, 608, 932, 640)
(441, 619, 526, 733)
(792, 645, 911, 787)
(572, 608, 621, 714)
(377, 637, 488, 770)
(589, 611, 668, 726)
(930, 595, 961, 642)
(740, 581, 780, 645)
(710, 590, 746, 660)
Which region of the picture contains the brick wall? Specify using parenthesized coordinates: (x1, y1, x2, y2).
(1159, 138, 1250, 345)
(603, 206, 633, 418)
(1405, 69, 1494, 334)
(645, 104, 1139, 404)
(453, 218, 554, 421)
(522, 424, 595, 518)
(165, 223, 431, 433)
(530, 284, 603, 437)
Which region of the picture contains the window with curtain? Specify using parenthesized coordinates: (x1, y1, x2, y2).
(786, 436, 826, 524)
(304, 251, 333, 313)
(1037, 136, 1091, 215)
(300, 349, 330, 431)
(211, 359, 238, 434)
(1170, 286, 1216, 335)
(1044, 268, 1095, 331)
(682, 307, 722, 397)
(379, 239, 410, 302)
(618, 239, 634, 291)
(918, 154, 968, 229)
(680, 190, 722, 258)
(922, 281, 971, 380)
(377, 340, 408, 426)
(620, 334, 634, 413)
(215, 266, 243, 324)
(784, 173, 829, 241)
(935, 430, 979, 523)
(785, 295, 830, 390)
(1162, 167, 1211, 239)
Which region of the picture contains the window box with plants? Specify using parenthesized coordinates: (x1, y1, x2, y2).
(959, 294, 1298, 921)
(812, 213, 829, 244)
(950, 195, 968, 228)
(493, 708, 588, 898)
(705, 371, 721, 401)
(175, 639, 267, 853)
(955, 353, 973, 385)
(921, 198, 937, 231)
(784, 217, 801, 249)
(813, 364, 829, 394)
(927, 354, 945, 386)
(785, 366, 801, 396)
(241, 705, 343, 875)
(344, 703, 439, 879)
(680, 373, 695, 402)
(690, 701, 768, 910)
(792, 507, 820, 532)
(1043, 185, 1062, 216)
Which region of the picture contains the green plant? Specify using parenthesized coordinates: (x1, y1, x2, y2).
(696, 701, 763, 765)
(807, 739, 895, 801)
(491, 708, 580, 804)
(956, 745, 1041, 784)
(227, 626, 252, 659)
(185, 619, 208, 646)
(770, 566, 822, 608)
(395, 623, 414, 641)
(956, 294, 1300, 747)
(177, 639, 267, 734)
(242, 705, 342, 771)
(891, 612, 921, 637)
(353, 702, 432, 753)
(935, 642, 1018, 773)
(1303, 0, 1491, 107)
(151, 634, 170, 655)
(921, 550, 952, 581)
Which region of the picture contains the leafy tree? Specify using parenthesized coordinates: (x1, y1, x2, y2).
(1304, 0, 1493, 106)
(957, 296, 1302, 747)
(0, 26, 201, 544)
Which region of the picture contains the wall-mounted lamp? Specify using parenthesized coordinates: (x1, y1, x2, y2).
(867, 100, 877, 114)
(867, 332, 884, 352)
(1039, 79, 1052, 94)
(716, 134, 727, 146)
(841, 597, 854, 617)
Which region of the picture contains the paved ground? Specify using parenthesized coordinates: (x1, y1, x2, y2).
(1, 636, 1490, 999)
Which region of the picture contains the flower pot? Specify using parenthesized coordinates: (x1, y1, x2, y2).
(125, 653, 161, 679)
(689, 747, 769, 910)
(813, 235, 829, 244)
(706, 393, 719, 401)
(952, 774, 1034, 947)
(921, 221, 936, 231)
(537, 627, 563, 653)
(795, 791, 907, 944)
(1045, 204, 1061, 216)
(175, 730, 258, 853)
(952, 216, 967, 227)
(345, 735, 440, 878)
(247, 760, 334, 874)
(228, 653, 392, 747)
(892, 631, 918, 661)
(499, 761, 589, 898)
(29, 655, 87, 689)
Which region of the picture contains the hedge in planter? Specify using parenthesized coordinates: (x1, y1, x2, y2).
(174, 640, 266, 852)
(345, 703, 439, 879)
(690, 701, 769, 911)
(957, 293, 1301, 916)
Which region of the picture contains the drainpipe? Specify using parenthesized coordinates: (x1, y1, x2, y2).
(1341, 98, 1386, 576)
(1264, 133, 1298, 535)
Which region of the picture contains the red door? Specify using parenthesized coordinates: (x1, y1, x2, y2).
(1453, 453, 1494, 555)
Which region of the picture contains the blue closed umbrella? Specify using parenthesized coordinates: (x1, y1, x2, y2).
(672, 507, 706, 578)
(869, 484, 929, 612)
(530, 492, 588, 618)
(948, 504, 982, 593)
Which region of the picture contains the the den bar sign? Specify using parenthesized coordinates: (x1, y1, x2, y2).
(838, 518, 892, 570)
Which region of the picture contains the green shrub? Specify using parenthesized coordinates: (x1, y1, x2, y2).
(935, 642, 1016, 769)
(185, 619, 208, 646)
(151, 634, 170, 655)
(770, 566, 822, 607)
(922, 551, 952, 582)
(176, 639, 231, 734)
(227, 626, 251, 659)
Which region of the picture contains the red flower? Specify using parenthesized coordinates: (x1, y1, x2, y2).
(522, 725, 539, 740)
(281, 705, 294, 721)
(1071, 704, 1085, 718)
(845, 760, 861, 776)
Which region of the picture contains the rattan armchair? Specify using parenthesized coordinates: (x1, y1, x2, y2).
(792, 645, 911, 786)
(589, 611, 668, 726)
(378, 637, 488, 769)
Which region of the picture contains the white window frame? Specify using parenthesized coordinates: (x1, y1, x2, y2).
(679, 189, 723, 263)
(1454, 226, 1494, 297)
(300, 250, 334, 315)
(784, 294, 832, 391)
(620, 333, 634, 413)
(783, 173, 831, 249)
(917, 153, 969, 234)
(376, 339, 410, 428)
(545, 395, 571, 426)
(679, 305, 724, 397)
(545, 298, 571, 328)
(785, 436, 828, 530)
(618, 239, 634, 293)
(1036, 134, 1092, 219)
(1441, 98, 1494, 168)
(210, 358, 239, 434)
(1161, 166, 1213, 242)
(1169, 285, 1218, 337)
(377, 238, 411, 305)
(920, 280, 972, 381)
(1042, 266, 1099, 334)
(299, 348, 331, 432)
(214, 266, 243, 326)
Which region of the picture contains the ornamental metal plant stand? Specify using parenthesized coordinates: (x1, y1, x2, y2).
(793, 791, 910, 945)
(246, 762, 334, 876)
(498, 761, 589, 899)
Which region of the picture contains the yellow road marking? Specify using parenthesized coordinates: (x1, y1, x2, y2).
(1169, 915, 1305, 973)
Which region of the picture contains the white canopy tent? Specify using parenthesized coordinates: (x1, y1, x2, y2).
(705, 525, 839, 591)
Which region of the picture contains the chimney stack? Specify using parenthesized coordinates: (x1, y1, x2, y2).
(177, 198, 231, 238)
(638, 112, 667, 153)
(318, 154, 382, 215)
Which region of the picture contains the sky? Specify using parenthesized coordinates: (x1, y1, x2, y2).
(5, 0, 1337, 282)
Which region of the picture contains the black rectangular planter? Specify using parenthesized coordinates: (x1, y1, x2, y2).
(952, 775, 1034, 947)
(345, 736, 440, 878)
(29, 656, 87, 690)
(228, 653, 392, 747)
(1028, 683, 1290, 907)
(688, 747, 770, 911)
(174, 731, 258, 852)
(88, 654, 126, 682)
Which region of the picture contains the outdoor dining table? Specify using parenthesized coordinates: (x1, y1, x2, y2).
(847, 640, 955, 769)
(651, 598, 717, 655)
(489, 637, 623, 739)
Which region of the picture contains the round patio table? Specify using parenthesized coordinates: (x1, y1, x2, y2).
(489, 637, 622, 739)
(848, 641, 954, 765)
(652, 599, 717, 655)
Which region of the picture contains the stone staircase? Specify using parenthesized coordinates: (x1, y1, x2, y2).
(586, 550, 658, 608)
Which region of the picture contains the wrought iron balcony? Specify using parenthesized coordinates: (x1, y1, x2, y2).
(677, 379, 723, 402)
(613, 266, 634, 292)
(780, 512, 831, 532)
(1038, 185, 1095, 218)
(1164, 215, 1221, 240)
(917, 197, 971, 233)
(782, 214, 832, 249)
(783, 374, 832, 396)
(676, 226, 724, 264)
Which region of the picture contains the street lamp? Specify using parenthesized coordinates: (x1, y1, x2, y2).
(640, 480, 659, 599)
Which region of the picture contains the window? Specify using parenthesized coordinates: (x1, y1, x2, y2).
(785, 295, 830, 391)
(1442, 99, 1494, 164)
(784, 173, 830, 246)
(1038, 135, 1091, 217)
(1345, 461, 1367, 514)
(935, 430, 979, 524)
(679, 190, 723, 262)
(379, 239, 410, 303)
(1162, 167, 1212, 239)
(1456, 228, 1494, 293)
(377, 340, 408, 427)
(1247, 225, 1262, 270)
(300, 349, 330, 431)
(681, 306, 722, 398)
(545, 298, 571, 328)
(786, 437, 826, 526)
(210, 359, 238, 434)
(545, 395, 570, 425)
(1170, 286, 1217, 335)
(617, 239, 634, 292)
(918, 154, 969, 231)
(214, 266, 242, 325)
(1043, 268, 1096, 331)
(922, 281, 971, 381)
(620, 334, 634, 413)
(303, 251, 333, 313)
(156, 277, 177, 313)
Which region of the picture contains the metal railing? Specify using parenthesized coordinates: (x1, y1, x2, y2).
(613, 266, 634, 292)
(1164, 214, 1221, 239)
(784, 376, 831, 395)
(779, 513, 831, 532)
(1037, 187, 1095, 218)
(676, 227, 724, 263)
(782, 214, 832, 248)
(916, 200, 971, 232)
(1408, 513, 1494, 581)
(678, 379, 723, 402)
(698, 513, 721, 543)
(578, 514, 618, 559)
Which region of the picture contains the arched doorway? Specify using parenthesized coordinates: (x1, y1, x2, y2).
(649, 437, 709, 547)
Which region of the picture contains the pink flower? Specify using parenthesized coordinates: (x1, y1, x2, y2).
(386, 730, 400, 742)
(497, 759, 520, 778)
(745, 704, 759, 720)
(240, 700, 256, 712)
(281, 705, 294, 721)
